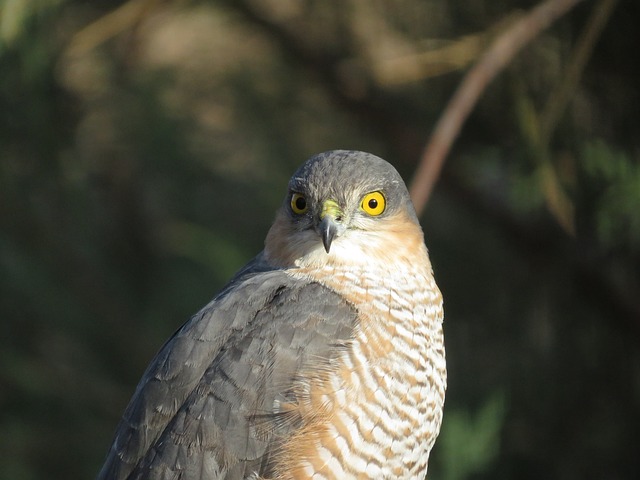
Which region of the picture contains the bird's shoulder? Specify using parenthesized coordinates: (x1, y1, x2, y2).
(98, 253, 360, 480)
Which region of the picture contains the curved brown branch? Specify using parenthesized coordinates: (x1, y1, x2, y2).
(66, 0, 161, 56)
(409, 0, 586, 216)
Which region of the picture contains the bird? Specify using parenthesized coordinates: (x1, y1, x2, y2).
(97, 150, 446, 480)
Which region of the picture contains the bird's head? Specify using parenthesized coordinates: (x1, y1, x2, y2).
(264, 150, 427, 269)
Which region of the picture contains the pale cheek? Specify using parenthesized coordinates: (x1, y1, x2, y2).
(267, 213, 426, 269)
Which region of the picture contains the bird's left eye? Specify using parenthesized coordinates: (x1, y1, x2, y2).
(361, 191, 386, 216)
(290, 193, 308, 214)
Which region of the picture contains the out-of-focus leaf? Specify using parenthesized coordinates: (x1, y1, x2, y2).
(436, 392, 506, 480)
(582, 139, 640, 249)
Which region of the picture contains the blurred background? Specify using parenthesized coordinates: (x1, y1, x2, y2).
(1, 0, 639, 478)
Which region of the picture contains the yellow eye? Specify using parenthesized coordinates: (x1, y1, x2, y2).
(361, 191, 386, 216)
(290, 193, 308, 214)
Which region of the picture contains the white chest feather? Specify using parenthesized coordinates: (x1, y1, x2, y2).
(290, 263, 446, 479)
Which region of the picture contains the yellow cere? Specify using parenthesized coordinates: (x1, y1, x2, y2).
(290, 193, 308, 214)
(361, 191, 386, 216)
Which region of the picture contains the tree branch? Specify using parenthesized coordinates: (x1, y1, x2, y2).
(409, 0, 586, 216)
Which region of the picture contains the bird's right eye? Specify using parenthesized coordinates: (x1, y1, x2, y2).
(290, 193, 308, 214)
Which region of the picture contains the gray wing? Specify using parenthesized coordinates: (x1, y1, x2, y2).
(97, 258, 358, 480)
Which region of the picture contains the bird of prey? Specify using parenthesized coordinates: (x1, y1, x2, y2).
(97, 150, 446, 480)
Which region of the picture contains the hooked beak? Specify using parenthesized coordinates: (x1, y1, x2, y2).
(318, 199, 343, 253)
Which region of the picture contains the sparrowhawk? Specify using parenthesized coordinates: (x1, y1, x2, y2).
(97, 150, 446, 479)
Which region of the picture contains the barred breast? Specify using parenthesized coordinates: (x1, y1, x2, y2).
(274, 259, 446, 480)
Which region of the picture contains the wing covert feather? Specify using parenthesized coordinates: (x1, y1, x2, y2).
(97, 265, 358, 480)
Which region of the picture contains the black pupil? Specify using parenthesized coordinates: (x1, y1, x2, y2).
(368, 198, 378, 209)
(295, 196, 306, 210)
